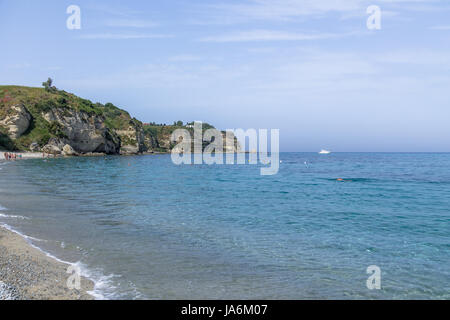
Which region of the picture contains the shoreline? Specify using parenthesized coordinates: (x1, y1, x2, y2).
(0, 152, 45, 160)
(0, 224, 95, 300)
(0, 150, 242, 161)
(0, 150, 171, 160)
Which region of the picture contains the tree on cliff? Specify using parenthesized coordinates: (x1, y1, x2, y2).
(42, 78, 57, 93)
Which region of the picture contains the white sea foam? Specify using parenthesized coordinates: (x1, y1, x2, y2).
(0, 213, 30, 220)
(0, 202, 30, 220)
(74, 261, 120, 300)
(0, 223, 47, 244)
(0, 223, 119, 300)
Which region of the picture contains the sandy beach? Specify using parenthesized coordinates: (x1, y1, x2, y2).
(0, 225, 94, 300)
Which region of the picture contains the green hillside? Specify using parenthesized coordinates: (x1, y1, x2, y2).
(0, 85, 139, 151)
(0, 82, 239, 154)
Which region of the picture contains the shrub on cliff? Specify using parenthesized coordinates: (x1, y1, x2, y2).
(42, 78, 58, 93)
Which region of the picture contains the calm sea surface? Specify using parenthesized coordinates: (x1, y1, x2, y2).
(0, 153, 449, 299)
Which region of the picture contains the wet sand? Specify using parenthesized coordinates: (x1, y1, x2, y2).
(0, 225, 94, 300)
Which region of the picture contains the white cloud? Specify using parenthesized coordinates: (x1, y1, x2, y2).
(209, 0, 365, 21)
(199, 30, 358, 42)
(88, 3, 142, 18)
(104, 19, 158, 28)
(77, 33, 172, 40)
(63, 47, 450, 103)
(195, 0, 444, 23)
(58, 50, 360, 91)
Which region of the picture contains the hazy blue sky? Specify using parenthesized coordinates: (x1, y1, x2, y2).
(1, 0, 450, 151)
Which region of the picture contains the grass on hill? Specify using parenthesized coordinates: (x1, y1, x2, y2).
(0, 85, 223, 152)
(0, 85, 139, 150)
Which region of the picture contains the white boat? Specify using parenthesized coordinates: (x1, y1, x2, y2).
(318, 149, 331, 154)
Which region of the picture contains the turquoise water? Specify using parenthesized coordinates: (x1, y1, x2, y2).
(0, 153, 449, 299)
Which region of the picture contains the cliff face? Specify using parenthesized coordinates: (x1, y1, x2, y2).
(41, 107, 120, 154)
(223, 131, 242, 153)
(115, 123, 146, 155)
(0, 85, 240, 155)
(0, 86, 150, 155)
(0, 104, 32, 140)
(142, 124, 241, 153)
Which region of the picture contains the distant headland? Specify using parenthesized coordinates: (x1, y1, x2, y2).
(0, 79, 240, 156)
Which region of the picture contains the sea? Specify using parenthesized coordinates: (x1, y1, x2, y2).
(0, 153, 448, 299)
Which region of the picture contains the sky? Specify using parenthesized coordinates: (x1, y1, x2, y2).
(1, 0, 450, 152)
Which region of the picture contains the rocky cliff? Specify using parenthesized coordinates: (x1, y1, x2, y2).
(142, 123, 241, 154)
(0, 85, 241, 155)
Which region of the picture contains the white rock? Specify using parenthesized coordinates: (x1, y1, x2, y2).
(0, 105, 31, 139)
(62, 144, 78, 156)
